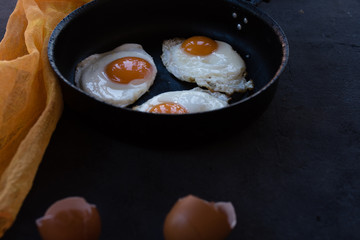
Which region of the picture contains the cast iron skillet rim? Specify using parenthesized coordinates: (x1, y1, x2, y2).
(48, 0, 289, 117)
(225, 0, 290, 106)
(48, 0, 97, 95)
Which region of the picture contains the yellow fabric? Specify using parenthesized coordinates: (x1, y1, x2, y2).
(0, 0, 92, 237)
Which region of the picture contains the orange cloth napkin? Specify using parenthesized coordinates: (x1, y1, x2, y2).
(0, 0, 92, 237)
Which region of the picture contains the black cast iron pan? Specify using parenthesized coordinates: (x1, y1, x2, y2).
(48, 0, 288, 141)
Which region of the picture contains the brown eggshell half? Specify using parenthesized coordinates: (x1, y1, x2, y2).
(36, 196, 101, 240)
(163, 195, 237, 240)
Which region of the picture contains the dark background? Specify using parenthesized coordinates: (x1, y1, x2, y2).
(1, 0, 359, 239)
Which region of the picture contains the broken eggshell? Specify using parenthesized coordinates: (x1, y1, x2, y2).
(36, 196, 101, 240)
(163, 195, 237, 240)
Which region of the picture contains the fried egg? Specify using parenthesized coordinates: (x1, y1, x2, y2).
(75, 43, 157, 107)
(161, 36, 253, 95)
(134, 88, 229, 114)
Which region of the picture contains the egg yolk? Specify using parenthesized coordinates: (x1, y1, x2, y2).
(181, 36, 218, 56)
(149, 103, 188, 114)
(105, 57, 152, 84)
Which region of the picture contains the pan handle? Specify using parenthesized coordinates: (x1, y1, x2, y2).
(244, 0, 270, 6)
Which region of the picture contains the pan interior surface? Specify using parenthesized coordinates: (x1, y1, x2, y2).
(50, 0, 285, 107)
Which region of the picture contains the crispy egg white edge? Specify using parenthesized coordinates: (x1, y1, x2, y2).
(75, 44, 157, 107)
(161, 38, 254, 95)
(133, 88, 229, 113)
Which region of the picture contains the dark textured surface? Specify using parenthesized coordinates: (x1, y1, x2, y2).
(1, 0, 360, 239)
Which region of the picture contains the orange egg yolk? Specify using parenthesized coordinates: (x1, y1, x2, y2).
(105, 57, 152, 84)
(181, 36, 218, 56)
(149, 103, 188, 114)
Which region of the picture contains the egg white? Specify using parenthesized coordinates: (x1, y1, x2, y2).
(134, 88, 229, 113)
(75, 44, 157, 107)
(161, 38, 254, 95)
